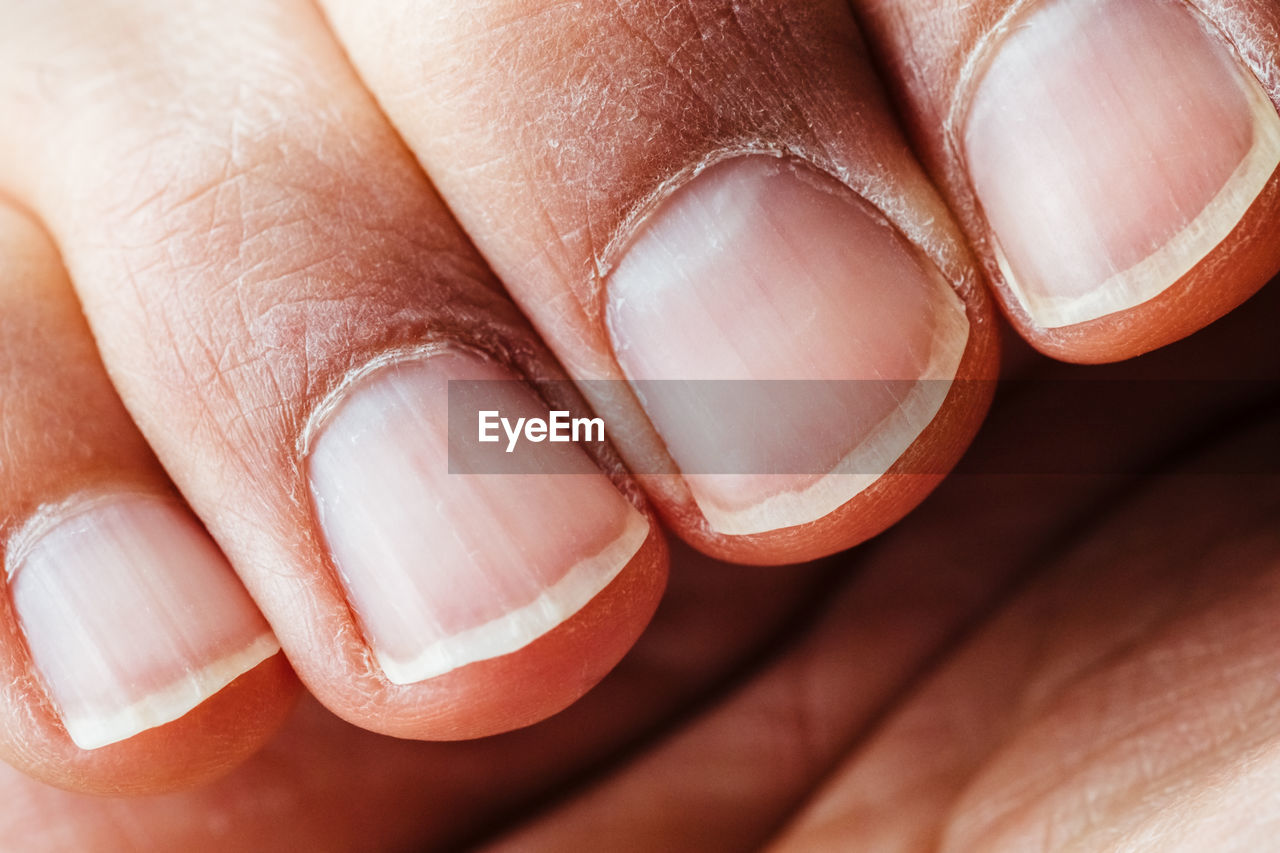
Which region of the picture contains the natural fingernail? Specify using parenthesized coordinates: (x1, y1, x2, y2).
(965, 0, 1280, 329)
(605, 155, 968, 536)
(8, 496, 278, 750)
(306, 349, 649, 685)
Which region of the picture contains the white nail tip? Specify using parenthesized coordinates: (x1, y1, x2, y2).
(1002, 49, 1280, 329)
(693, 279, 970, 537)
(63, 633, 279, 750)
(374, 509, 648, 685)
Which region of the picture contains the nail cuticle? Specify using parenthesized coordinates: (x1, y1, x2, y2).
(962, 0, 1280, 329)
(304, 343, 649, 685)
(604, 154, 969, 536)
(299, 339, 501, 462)
(4, 488, 179, 583)
(9, 494, 277, 749)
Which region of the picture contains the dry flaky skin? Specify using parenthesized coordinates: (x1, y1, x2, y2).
(0, 0, 667, 742)
(0, 204, 298, 795)
(854, 0, 1280, 363)
(321, 0, 1001, 563)
(2, 0, 1276, 818)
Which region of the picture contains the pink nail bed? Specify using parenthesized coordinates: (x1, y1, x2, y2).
(606, 156, 969, 535)
(8, 495, 277, 750)
(306, 348, 648, 685)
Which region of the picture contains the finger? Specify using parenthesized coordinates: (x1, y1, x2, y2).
(319, 0, 1001, 564)
(488, 291, 1280, 849)
(772, 416, 1280, 850)
(0, 0, 666, 739)
(0, 543, 836, 850)
(0, 202, 295, 794)
(853, 0, 1280, 362)
(484, 471, 1080, 851)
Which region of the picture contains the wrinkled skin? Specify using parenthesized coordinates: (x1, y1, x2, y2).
(1, 0, 1279, 847)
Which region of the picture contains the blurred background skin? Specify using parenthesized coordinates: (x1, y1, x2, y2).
(2, 280, 1276, 851)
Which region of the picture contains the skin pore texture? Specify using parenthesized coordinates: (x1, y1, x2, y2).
(0, 0, 669, 754)
(0, 204, 296, 794)
(0, 0, 1277, 845)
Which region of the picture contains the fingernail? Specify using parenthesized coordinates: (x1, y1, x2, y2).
(605, 156, 969, 536)
(8, 495, 278, 750)
(306, 349, 649, 685)
(964, 0, 1280, 329)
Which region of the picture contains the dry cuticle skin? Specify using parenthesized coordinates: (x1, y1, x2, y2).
(8, 495, 279, 751)
(307, 348, 649, 685)
(606, 156, 969, 536)
(964, 0, 1280, 329)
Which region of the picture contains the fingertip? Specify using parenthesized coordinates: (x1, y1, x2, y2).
(1, 653, 299, 796)
(305, 521, 668, 741)
(658, 326, 999, 566)
(962, 0, 1280, 363)
(597, 155, 1000, 565)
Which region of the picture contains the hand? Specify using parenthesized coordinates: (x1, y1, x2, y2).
(0, 0, 1277, 848)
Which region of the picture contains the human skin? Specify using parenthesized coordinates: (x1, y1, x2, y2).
(0, 0, 1278, 847)
(3, 297, 1278, 850)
